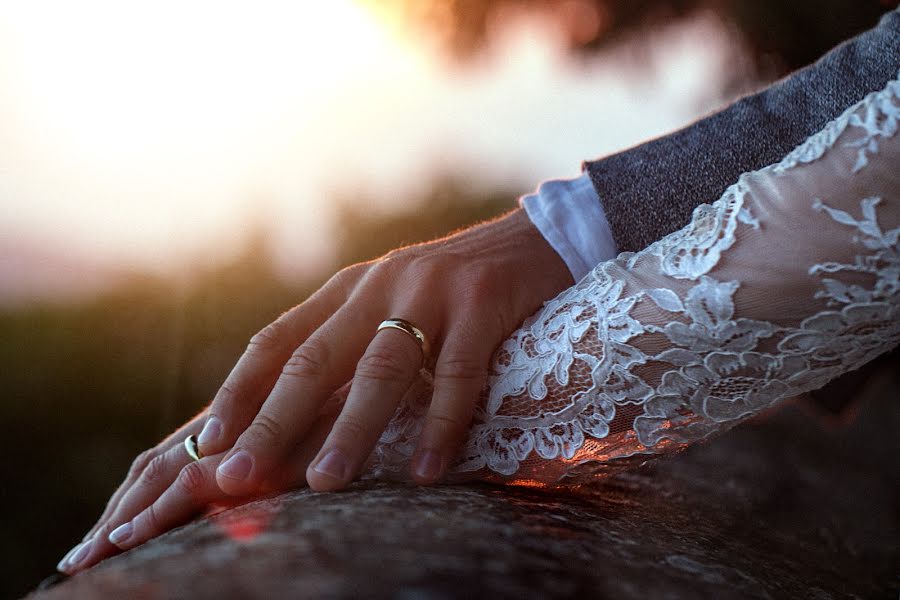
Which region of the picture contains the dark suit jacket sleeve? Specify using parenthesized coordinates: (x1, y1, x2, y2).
(584, 8, 900, 253)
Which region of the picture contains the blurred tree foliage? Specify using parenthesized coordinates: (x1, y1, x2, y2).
(369, 0, 896, 75)
(0, 179, 513, 598)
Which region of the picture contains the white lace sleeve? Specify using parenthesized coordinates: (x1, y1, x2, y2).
(367, 72, 900, 486)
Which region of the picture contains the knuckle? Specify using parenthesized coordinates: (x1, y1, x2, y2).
(246, 414, 285, 447)
(98, 521, 115, 542)
(355, 348, 414, 382)
(331, 263, 366, 291)
(413, 252, 453, 278)
(379, 247, 408, 263)
(93, 521, 118, 548)
(215, 380, 241, 406)
(248, 318, 290, 353)
(435, 355, 488, 383)
(426, 410, 471, 436)
(331, 412, 370, 443)
(140, 453, 169, 485)
(282, 339, 330, 380)
(369, 252, 410, 283)
(461, 267, 500, 302)
(390, 252, 443, 289)
(142, 503, 161, 533)
(128, 450, 154, 479)
(176, 462, 208, 500)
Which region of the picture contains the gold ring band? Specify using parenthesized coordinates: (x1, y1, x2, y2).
(184, 434, 203, 462)
(376, 318, 431, 364)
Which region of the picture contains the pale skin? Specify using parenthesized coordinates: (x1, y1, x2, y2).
(59, 208, 573, 573)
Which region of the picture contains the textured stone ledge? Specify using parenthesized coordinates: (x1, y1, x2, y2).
(28, 389, 898, 599)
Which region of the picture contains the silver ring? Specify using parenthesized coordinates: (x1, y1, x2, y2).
(184, 434, 202, 462)
(376, 318, 431, 365)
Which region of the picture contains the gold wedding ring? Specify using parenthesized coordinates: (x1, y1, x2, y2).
(376, 318, 431, 365)
(184, 434, 203, 462)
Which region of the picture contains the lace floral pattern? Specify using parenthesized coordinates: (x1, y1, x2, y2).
(367, 72, 900, 485)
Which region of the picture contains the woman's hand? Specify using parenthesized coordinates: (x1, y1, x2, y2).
(59, 396, 344, 574)
(200, 208, 571, 494)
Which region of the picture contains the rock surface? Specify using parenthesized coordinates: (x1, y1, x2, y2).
(28, 386, 898, 600)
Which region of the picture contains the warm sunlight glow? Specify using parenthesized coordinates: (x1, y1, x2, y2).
(5, 1, 389, 164)
(1, 2, 741, 301)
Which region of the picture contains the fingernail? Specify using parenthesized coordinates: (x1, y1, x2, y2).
(67, 539, 93, 568)
(108, 522, 133, 546)
(57, 545, 79, 571)
(197, 416, 222, 448)
(218, 451, 253, 481)
(414, 449, 443, 482)
(313, 449, 348, 481)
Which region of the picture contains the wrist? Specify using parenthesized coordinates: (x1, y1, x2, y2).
(505, 208, 574, 296)
(520, 174, 618, 281)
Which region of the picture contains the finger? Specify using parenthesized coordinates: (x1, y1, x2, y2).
(104, 443, 192, 532)
(411, 325, 491, 484)
(108, 454, 223, 551)
(64, 355, 353, 571)
(60, 442, 193, 574)
(306, 326, 426, 492)
(198, 266, 363, 457)
(64, 452, 226, 573)
(112, 408, 340, 556)
(66, 413, 204, 562)
(215, 306, 375, 496)
(256, 399, 341, 493)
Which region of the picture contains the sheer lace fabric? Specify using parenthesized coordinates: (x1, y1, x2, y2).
(366, 73, 900, 486)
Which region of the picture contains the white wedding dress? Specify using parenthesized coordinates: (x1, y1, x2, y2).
(366, 72, 900, 486)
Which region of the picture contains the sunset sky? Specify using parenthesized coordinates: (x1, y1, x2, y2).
(0, 1, 743, 302)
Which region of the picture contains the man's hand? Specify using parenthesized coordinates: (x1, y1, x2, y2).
(202, 208, 571, 494)
(59, 207, 572, 572)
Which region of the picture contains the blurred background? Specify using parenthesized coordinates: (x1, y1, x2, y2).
(1, 0, 894, 596)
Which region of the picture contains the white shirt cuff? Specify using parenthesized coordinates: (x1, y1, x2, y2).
(520, 173, 618, 281)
